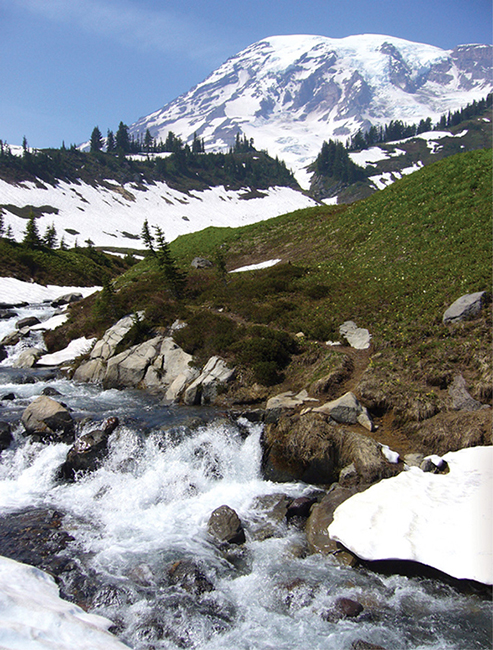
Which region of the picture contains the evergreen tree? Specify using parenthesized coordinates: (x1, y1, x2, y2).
(42, 223, 57, 249)
(154, 226, 187, 299)
(144, 129, 154, 153)
(0, 213, 4, 238)
(106, 129, 115, 153)
(141, 219, 155, 254)
(90, 126, 103, 152)
(115, 122, 131, 153)
(23, 212, 41, 249)
(59, 236, 67, 251)
(5, 225, 14, 243)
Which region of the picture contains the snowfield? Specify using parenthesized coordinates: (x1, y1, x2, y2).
(0, 178, 317, 251)
(328, 446, 493, 585)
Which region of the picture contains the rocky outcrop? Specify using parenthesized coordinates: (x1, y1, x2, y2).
(262, 411, 401, 485)
(183, 356, 235, 406)
(74, 315, 233, 405)
(339, 321, 371, 349)
(51, 293, 83, 307)
(448, 373, 487, 411)
(442, 291, 490, 324)
(21, 396, 75, 442)
(12, 348, 44, 368)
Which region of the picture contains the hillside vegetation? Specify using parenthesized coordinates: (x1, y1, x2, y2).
(50, 149, 491, 451)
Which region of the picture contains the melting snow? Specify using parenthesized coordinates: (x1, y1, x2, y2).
(230, 259, 281, 273)
(329, 446, 493, 584)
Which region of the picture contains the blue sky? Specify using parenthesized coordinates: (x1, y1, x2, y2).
(1, 0, 491, 148)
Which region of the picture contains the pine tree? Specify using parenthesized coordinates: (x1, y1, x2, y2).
(106, 129, 115, 153)
(115, 122, 131, 153)
(42, 223, 57, 249)
(154, 226, 187, 299)
(23, 212, 41, 249)
(0, 213, 4, 238)
(90, 126, 103, 152)
(141, 219, 155, 255)
(144, 129, 154, 153)
(5, 225, 14, 243)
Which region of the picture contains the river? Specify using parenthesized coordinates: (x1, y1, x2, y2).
(0, 295, 491, 650)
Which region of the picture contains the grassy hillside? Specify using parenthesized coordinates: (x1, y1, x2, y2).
(52, 149, 491, 449)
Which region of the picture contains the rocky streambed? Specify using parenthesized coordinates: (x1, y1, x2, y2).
(0, 288, 491, 649)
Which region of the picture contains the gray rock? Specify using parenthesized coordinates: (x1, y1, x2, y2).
(183, 356, 235, 405)
(90, 314, 140, 361)
(12, 348, 44, 368)
(314, 391, 374, 431)
(51, 293, 83, 307)
(339, 321, 371, 349)
(15, 316, 41, 330)
(207, 505, 245, 545)
(73, 358, 106, 384)
(104, 336, 162, 389)
(59, 417, 119, 480)
(143, 337, 199, 400)
(191, 257, 213, 269)
(21, 396, 75, 442)
(443, 291, 489, 324)
(266, 389, 317, 410)
(448, 374, 484, 411)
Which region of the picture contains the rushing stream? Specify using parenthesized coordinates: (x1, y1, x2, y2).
(0, 300, 491, 650)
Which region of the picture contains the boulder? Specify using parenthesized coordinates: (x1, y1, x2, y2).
(262, 411, 400, 485)
(168, 559, 214, 595)
(443, 291, 489, 324)
(12, 348, 44, 368)
(51, 293, 83, 307)
(59, 417, 119, 481)
(104, 336, 163, 389)
(15, 316, 41, 330)
(352, 642, 388, 650)
(183, 356, 235, 406)
(21, 396, 75, 442)
(306, 484, 364, 560)
(0, 421, 13, 452)
(207, 505, 245, 545)
(73, 358, 106, 384)
(191, 257, 213, 269)
(0, 310, 17, 320)
(265, 389, 318, 411)
(448, 374, 485, 411)
(339, 321, 371, 349)
(313, 391, 374, 431)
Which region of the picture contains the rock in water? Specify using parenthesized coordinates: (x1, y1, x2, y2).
(59, 417, 119, 481)
(21, 396, 75, 442)
(207, 505, 245, 545)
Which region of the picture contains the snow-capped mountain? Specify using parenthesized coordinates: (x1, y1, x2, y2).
(130, 34, 493, 186)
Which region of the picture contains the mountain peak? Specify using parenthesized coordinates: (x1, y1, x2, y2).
(130, 34, 493, 185)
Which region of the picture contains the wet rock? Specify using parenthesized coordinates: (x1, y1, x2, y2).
(306, 484, 366, 563)
(322, 596, 364, 621)
(0, 346, 7, 363)
(12, 347, 44, 368)
(21, 395, 75, 442)
(42, 386, 62, 396)
(0, 331, 20, 346)
(59, 416, 119, 480)
(15, 316, 41, 329)
(208, 505, 246, 545)
(0, 421, 13, 451)
(352, 641, 388, 650)
(104, 336, 163, 389)
(443, 291, 489, 324)
(249, 494, 290, 540)
(143, 337, 199, 401)
(286, 495, 318, 520)
(0, 309, 17, 320)
(168, 559, 214, 595)
(1, 392, 17, 401)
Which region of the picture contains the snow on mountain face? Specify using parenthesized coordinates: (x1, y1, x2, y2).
(130, 34, 493, 183)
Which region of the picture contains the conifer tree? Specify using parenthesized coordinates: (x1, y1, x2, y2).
(106, 129, 115, 153)
(0, 213, 4, 238)
(90, 126, 103, 152)
(115, 122, 131, 153)
(141, 219, 155, 255)
(42, 223, 57, 249)
(154, 226, 187, 299)
(5, 225, 14, 243)
(23, 212, 41, 249)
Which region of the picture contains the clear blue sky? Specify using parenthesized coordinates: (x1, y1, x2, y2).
(1, 0, 491, 148)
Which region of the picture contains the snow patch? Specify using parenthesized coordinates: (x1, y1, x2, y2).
(38, 337, 96, 366)
(230, 259, 281, 273)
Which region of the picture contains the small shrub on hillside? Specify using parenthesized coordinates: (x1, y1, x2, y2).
(173, 311, 240, 363)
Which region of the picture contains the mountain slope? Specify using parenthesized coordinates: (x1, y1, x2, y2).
(130, 34, 493, 185)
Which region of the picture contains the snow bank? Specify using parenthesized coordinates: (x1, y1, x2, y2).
(328, 446, 493, 584)
(0, 277, 99, 305)
(230, 259, 281, 273)
(0, 555, 129, 649)
(38, 337, 96, 366)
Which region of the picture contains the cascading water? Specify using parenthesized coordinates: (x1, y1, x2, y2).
(0, 303, 491, 650)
